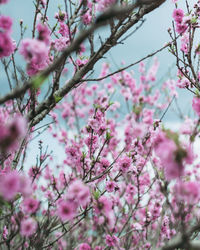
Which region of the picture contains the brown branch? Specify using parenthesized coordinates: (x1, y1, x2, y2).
(0, 82, 32, 105)
(0, 0, 166, 124)
(28, 0, 166, 126)
(0, 1, 143, 106)
(85, 43, 170, 82)
(161, 223, 200, 250)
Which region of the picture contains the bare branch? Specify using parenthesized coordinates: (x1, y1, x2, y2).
(28, 0, 166, 126)
(85, 43, 170, 82)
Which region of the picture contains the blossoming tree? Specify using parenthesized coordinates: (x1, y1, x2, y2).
(1, 0, 200, 249)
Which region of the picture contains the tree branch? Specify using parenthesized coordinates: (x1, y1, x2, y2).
(28, 0, 166, 126)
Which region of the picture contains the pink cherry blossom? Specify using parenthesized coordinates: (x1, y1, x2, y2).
(0, 115, 27, 153)
(55, 11, 67, 22)
(192, 96, 200, 116)
(22, 198, 40, 214)
(118, 155, 132, 173)
(175, 181, 200, 204)
(79, 243, 91, 250)
(19, 38, 49, 75)
(106, 181, 116, 192)
(97, 0, 116, 11)
(37, 23, 50, 45)
(0, 170, 20, 200)
(54, 37, 69, 51)
(19, 174, 32, 197)
(105, 235, 119, 247)
(95, 196, 112, 214)
(57, 199, 76, 221)
(0, 16, 12, 33)
(176, 23, 187, 34)
(0, 0, 9, 4)
(154, 130, 185, 180)
(58, 23, 69, 37)
(2, 226, 8, 240)
(82, 11, 92, 25)
(67, 180, 90, 207)
(0, 33, 15, 58)
(20, 218, 37, 237)
(172, 9, 184, 23)
(0, 1, 200, 248)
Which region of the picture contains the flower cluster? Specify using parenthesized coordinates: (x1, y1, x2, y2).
(172, 8, 188, 34)
(1, 0, 200, 249)
(57, 180, 90, 222)
(19, 23, 50, 75)
(0, 15, 15, 58)
(0, 115, 27, 154)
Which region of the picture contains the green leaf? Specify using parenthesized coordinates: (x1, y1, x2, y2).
(0, 196, 11, 208)
(191, 17, 197, 24)
(195, 89, 200, 97)
(54, 94, 62, 103)
(93, 104, 101, 109)
(82, 151, 87, 158)
(93, 190, 100, 200)
(174, 148, 187, 163)
(32, 74, 47, 89)
(164, 129, 179, 146)
(190, 134, 195, 142)
(158, 170, 164, 179)
(132, 105, 142, 115)
(108, 101, 114, 107)
(106, 131, 112, 141)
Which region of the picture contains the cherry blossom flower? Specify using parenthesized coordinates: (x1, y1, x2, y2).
(55, 11, 67, 22)
(0, 0, 9, 4)
(82, 11, 92, 25)
(0, 170, 20, 200)
(105, 235, 119, 247)
(95, 196, 112, 214)
(172, 9, 184, 23)
(0, 16, 12, 33)
(37, 23, 50, 45)
(0, 33, 15, 58)
(106, 181, 116, 192)
(78, 243, 91, 250)
(20, 218, 37, 237)
(58, 23, 69, 37)
(175, 181, 200, 204)
(19, 38, 49, 75)
(19, 174, 32, 197)
(192, 96, 200, 116)
(54, 37, 69, 51)
(2, 226, 8, 240)
(97, 0, 116, 11)
(154, 130, 186, 180)
(67, 180, 90, 207)
(118, 156, 132, 173)
(22, 198, 40, 214)
(57, 199, 76, 221)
